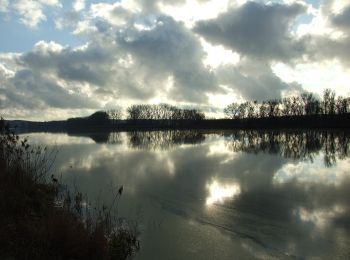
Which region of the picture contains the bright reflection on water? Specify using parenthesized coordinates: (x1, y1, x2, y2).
(21, 130, 350, 259)
(206, 180, 241, 205)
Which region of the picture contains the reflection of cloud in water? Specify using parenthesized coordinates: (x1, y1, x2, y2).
(207, 140, 233, 156)
(27, 131, 350, 259)
(294, 206, 345, 229)
(21, 132, 95, 145)
(274, 154, 350, 185)
(59, 143, 178, 177)
(206, 180, 241, 206)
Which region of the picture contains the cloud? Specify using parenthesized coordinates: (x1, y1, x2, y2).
(55, 11, 81, 30)
(19, 41, 113, 86)
(2, 69, 98, 110)
(2, 0, 350, 120)
(300, 3, 350, 66)
(194, 1, 307, 62)
(1, 14, 219, 114)
(0, 0, 9, 13)
(0, 0, 62, 28)
(14, 0, 47, 28)
(90, 1, 138, 26)
(115, 16, 218, 102)
(331, 5, 350, 28)
(216, 58, 303, 101)
(74, 0, 86, 12)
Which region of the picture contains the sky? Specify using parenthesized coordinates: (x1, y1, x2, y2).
(0, 0, 350, 120)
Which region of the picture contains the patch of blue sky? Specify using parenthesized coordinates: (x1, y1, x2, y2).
(307, 0, 321, 8)
(0, 17, 85, 53)
(0, 0, 86, 52)
(264, 0, 320, 8)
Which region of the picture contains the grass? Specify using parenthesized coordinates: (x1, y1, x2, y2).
(0, 118, 140, 259)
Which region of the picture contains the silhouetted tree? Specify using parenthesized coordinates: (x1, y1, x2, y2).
(336, 96, 349, 114)
(322, 88, 336, 115)
(301, 93, 320, 115)
(107, 109, 122, 125)
(126, 104, 205, 120)
(259, 102, 269, 118)
(224, 103, 240, 119)
(127, 105, 142, 120)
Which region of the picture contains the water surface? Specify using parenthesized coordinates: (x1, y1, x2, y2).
(25, 130, 350, 259)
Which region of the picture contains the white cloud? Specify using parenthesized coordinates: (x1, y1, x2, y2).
(0, 63, 14, 77)
(0, 0, 62, 28)
(273, 156, 350, 185)
(90, 1, 139, 26)
(272, 60, 350, 97)
(201, 38, 240, 69)
(73, 0, 85, 12)
(14, 0, 47, 28)
(159, 0, 231, 27)
(38, 0, 62, 7)
(0, 0, 9, 12)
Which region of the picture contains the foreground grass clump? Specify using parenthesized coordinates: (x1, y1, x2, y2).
(0, 119, 139, 259)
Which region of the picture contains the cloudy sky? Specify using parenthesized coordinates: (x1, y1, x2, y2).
(0, 0, 349, 120)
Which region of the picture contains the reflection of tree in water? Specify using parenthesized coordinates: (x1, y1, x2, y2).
(107, 132, 122, 144)
(224, 130, 350, 166)
(67, 132, 122, 144)
(127, 130, 205, 150)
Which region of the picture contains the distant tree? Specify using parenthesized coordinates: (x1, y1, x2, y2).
(127, 104, 205, 120)
(301, 93, 320, 115)
(127, 105, 141, 120)
(224, 89, 349, 121)
(322, 88, 336, 115)
(290, 96, 304, 116)
(237, 103, 248, 119)
(107, 109, 122, 124)
(247, 101, 257, 118)
(336, 96, 348, 114)
(259, 102, 269, 118)
(224, 103, 240, 119)
(266, 99, 280, 117)
(282, 97, 292, 116)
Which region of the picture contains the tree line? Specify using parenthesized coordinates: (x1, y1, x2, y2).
(224, 89, 350, 119)
(108, 104, 205, 121)
(66, 104, 205, 131)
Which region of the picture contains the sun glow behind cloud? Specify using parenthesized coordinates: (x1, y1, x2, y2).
(206, 180, 241, 206)
(159, 0, 231, 27)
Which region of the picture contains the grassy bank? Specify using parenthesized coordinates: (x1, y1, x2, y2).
(0, 119, 139, 259)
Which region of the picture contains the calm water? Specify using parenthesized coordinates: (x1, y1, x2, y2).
(25, 130, 350, 259)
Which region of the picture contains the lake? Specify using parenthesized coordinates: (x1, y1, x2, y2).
(23, 130, 350, 259)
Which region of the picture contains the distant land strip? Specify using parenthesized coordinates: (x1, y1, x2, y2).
(7, 113, 350, 134)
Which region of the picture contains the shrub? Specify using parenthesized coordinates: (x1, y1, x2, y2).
(0, 118, 139, 259)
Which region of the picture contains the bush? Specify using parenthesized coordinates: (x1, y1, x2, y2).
(0, 118, 139, 259)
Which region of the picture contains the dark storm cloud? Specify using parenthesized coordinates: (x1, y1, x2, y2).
(331, 4, 350, 29)
(19, 42, 113, 85)
(194, 1, 307, 62)
(305, 34, 350, 65)
(4, 69, 98, 109)
(303, 3, 350, 66)
(116, 16, 218, 102)
(216, 59, 303, 101)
